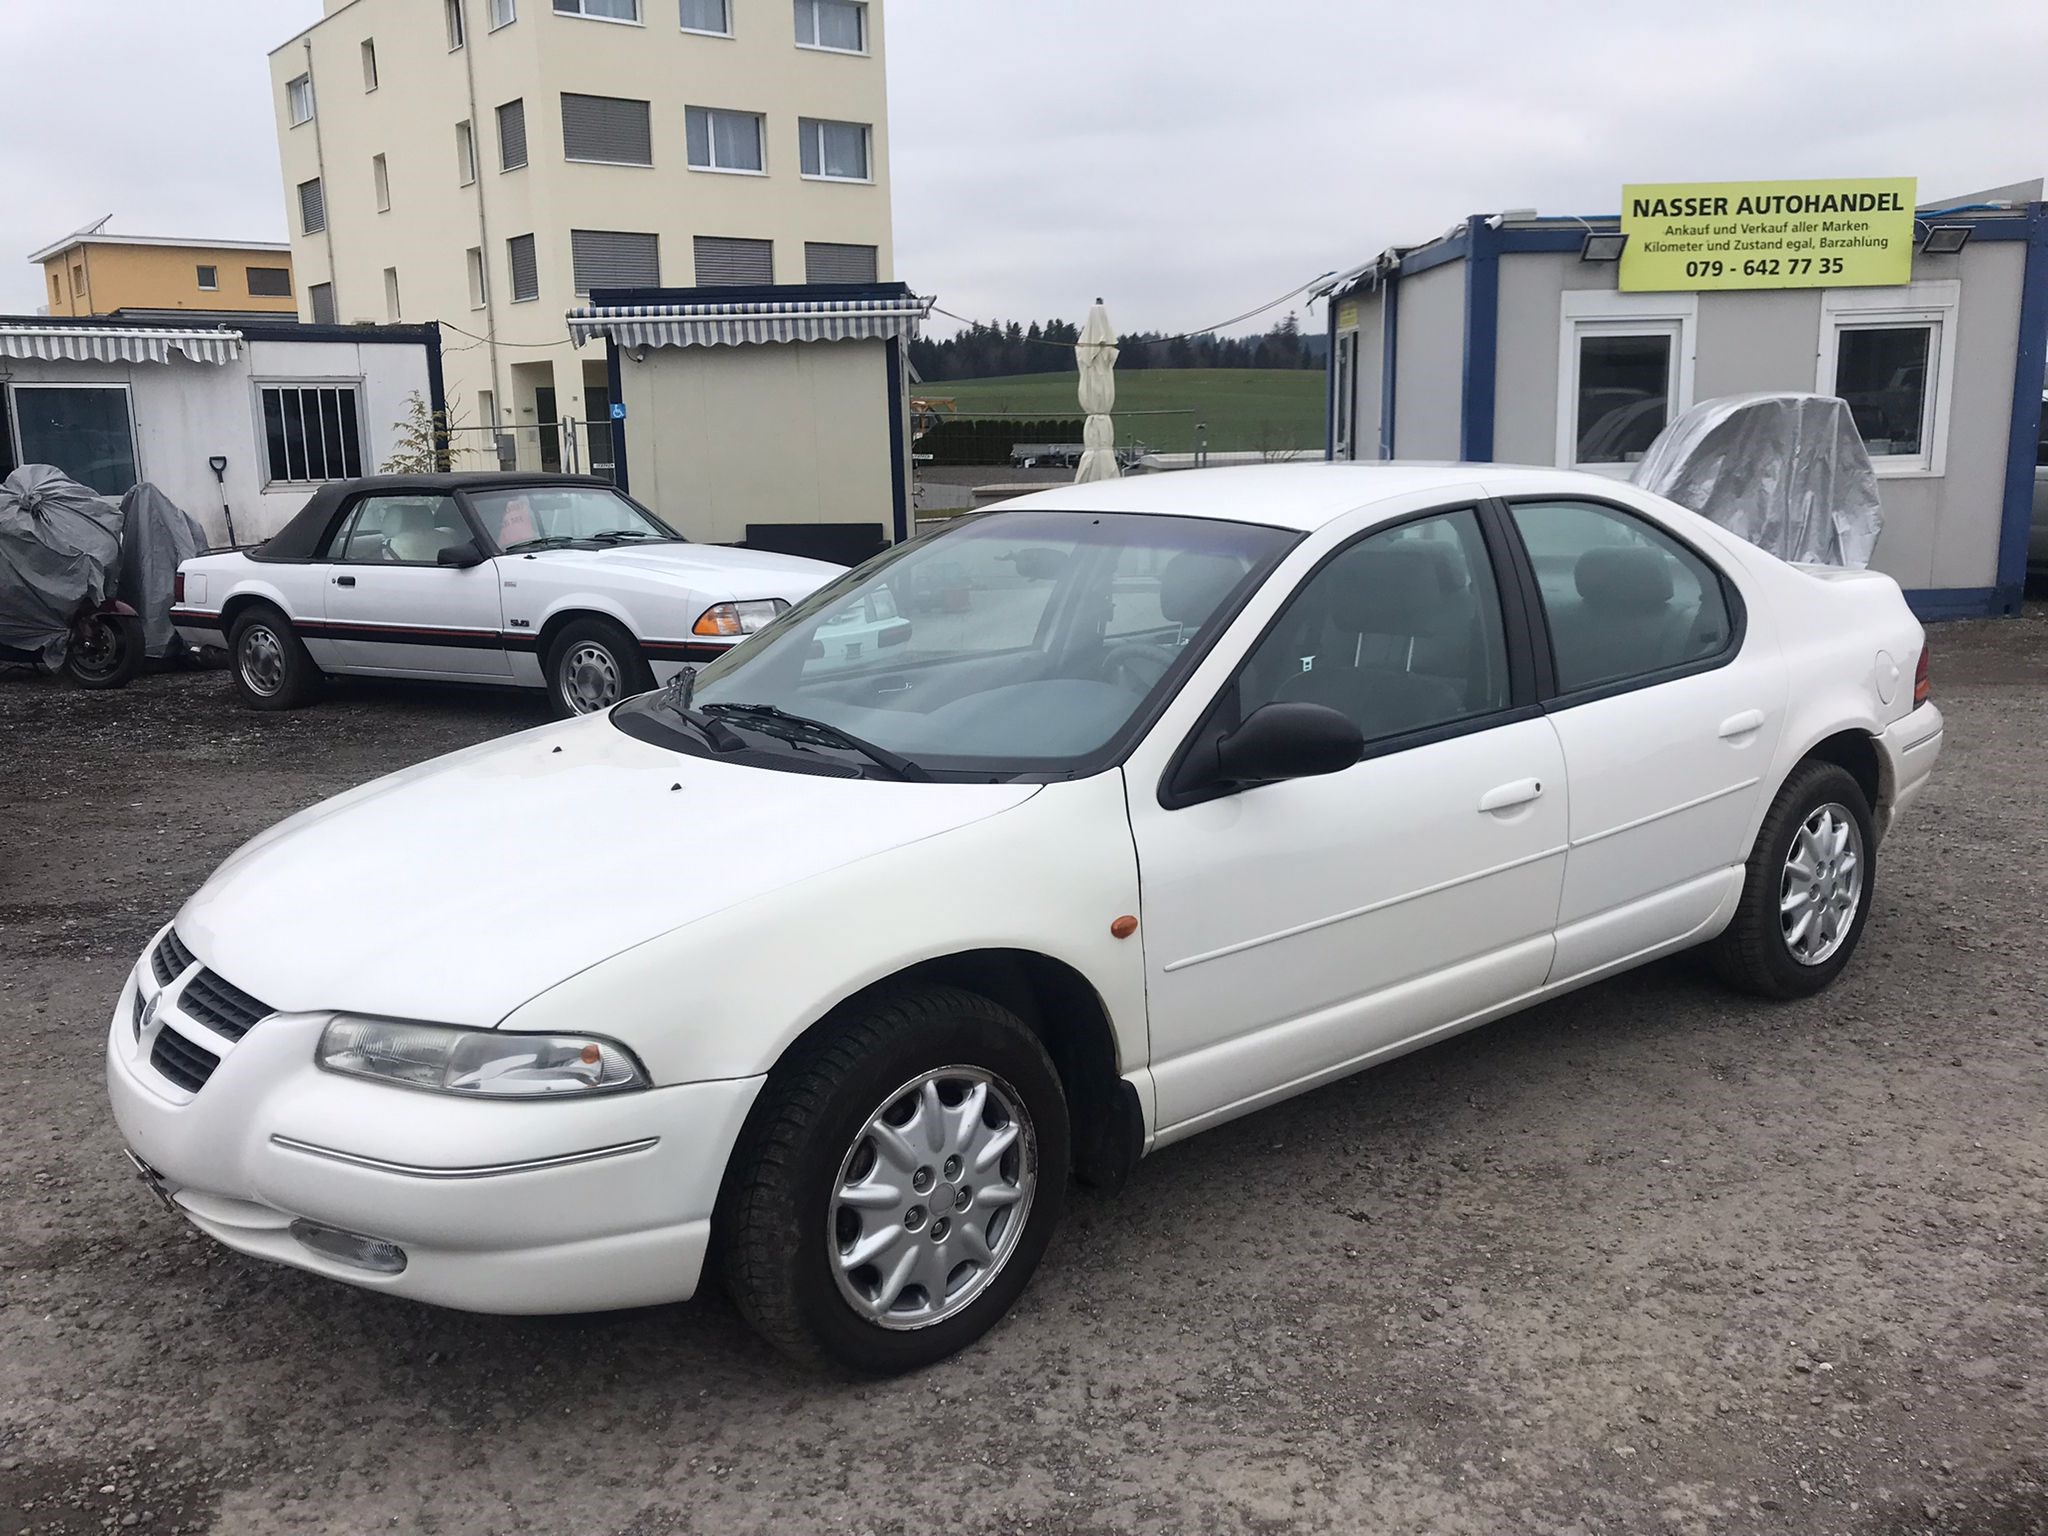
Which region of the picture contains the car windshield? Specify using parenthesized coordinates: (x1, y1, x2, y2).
(613, 509, 1297, 780)
(470, 486, 677, 552)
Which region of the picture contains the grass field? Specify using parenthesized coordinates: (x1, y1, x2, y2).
(917, 368, 1326, 454)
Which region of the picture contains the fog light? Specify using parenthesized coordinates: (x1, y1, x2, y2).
(289, 1219, 408, 1274)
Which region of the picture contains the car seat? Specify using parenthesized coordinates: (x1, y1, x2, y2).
(1550, 545, 1690, 689)
(1275, 544, 1466, 738)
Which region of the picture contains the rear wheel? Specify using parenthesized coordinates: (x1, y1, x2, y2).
(62, 611, 144, 689)
(720, 985, 1070, 1375)
(227, 606, 320, 710)
(544, 618, 652, 718)
(1709, 760, 1875, 998)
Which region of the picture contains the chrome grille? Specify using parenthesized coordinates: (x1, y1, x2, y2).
(149, 1027, 220, 1094)
(151, 929, 196, 987)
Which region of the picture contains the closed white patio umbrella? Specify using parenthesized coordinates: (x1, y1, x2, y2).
(1074, 298, 1119, 483)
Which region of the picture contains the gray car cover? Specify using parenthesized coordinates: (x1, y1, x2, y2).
(118, 482, 211, 657)
(1631, 392, 1884, 568)
(0, 465, 124, 665)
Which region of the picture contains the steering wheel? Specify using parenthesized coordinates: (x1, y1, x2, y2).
(1099, 642, 1175, 693)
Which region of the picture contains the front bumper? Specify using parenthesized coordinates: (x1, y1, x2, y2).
(105, 956, 763, 1314)
(1876, 700, 1944, 838)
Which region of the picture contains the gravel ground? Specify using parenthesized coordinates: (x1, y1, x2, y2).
(2, 609, 2045, 1536)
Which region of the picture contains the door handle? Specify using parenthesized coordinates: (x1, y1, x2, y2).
(1478, 778, 1544, 814)
(333, 575, 356, 587)
(1718, 709, 1764, 739)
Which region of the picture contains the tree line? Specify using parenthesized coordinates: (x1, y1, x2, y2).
(908, 313, 1320, 382)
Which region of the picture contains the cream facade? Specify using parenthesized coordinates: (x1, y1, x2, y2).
(268, 0, 894, 474)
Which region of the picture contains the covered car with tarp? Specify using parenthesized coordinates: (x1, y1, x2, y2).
(1631, 392, 1884, 569)
(117, 482, 211, 658)
(0, 465, 147, 686)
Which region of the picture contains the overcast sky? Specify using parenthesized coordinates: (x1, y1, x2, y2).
(3, 0, 2044, 336)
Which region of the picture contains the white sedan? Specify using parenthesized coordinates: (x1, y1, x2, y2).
(110, 463, 1943, 1374)
(169, 473, 840, 716)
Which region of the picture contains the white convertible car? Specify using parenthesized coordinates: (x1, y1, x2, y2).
(169, 473, 841, 716)
(111, 464, 1943, 1374)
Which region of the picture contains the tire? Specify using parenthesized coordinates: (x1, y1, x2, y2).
(544, 618, 652, 718)
(1708, 760, 1876, 999)
(62, 612, 145, 689)
(227, 605, 320, 711)
(720, 984, 1071, 1375)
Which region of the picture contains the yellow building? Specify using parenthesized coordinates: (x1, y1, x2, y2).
(29, 228, 298, 320)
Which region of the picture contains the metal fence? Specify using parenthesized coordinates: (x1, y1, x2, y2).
(436, 420, 620, 481)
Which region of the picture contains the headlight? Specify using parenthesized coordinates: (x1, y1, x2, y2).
(692, 599, 787, 637)
(317, 1017, 649, 1097)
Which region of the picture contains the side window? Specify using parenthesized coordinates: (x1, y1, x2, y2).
(320, 502, 366, 560)
(1237, 508, 1510, 746)
(1508, 499, 1732, 694)
(339, 495, 469, 564)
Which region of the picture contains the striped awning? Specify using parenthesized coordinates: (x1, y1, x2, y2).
(568, 295, 930, 349)
(0, 325, 245, 365)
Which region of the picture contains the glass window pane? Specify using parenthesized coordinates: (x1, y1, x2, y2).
(685, 106, 710, 166)
(11, 387, 138, 495)
(262, 390, 289, 481)
(1237, 509, 1509, 744)
(792, 0, 812, 44)
(816, 0, 862, 48)
(1575, 332, 1669, 464)
(712, 110, 761, 170)
(1509, 499, 1733, 693)
(356, 496, 468, 563)
(821, 120, 866, 178)
(799, 122, 820, 177)
(1834, 326, 1930, 457)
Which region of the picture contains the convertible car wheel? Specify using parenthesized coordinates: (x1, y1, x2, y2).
(227, 606, 320, 711)
(720, 984, 1070, 1375)
(545, 618, 652, 718)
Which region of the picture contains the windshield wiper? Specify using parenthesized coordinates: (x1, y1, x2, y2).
(589, 528, 667, 543)
(653, 667, 746, 752)
(703, 702, 929, 781)
(503, 535, 582, 553)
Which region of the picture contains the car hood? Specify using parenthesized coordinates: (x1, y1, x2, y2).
(520, 541, 843, 598)
(176, 716, 1038, 1027)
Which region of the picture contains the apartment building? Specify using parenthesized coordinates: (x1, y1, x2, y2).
(30, 227, 297, 321)
(268, 0, 893, 475)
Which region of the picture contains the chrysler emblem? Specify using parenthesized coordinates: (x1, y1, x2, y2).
(141, 992, 162, 1033)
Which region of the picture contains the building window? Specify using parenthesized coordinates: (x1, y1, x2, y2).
(684, 106, 764, 173)
(803, 241, 874, 283)
(372, 153, 391, 212)
(71, 264, 86, 300)
(696, 235, 773, 285)
(1555, 290, 1696, 474)
(1332, 329, 1357, 458)
(497, 99, 528, 171)
(446, 0, 466, 48)
(798, 117, 870, 181)
(383, 267, 401, 322)
(794, 0, 865, 52)
(50, 271, 62, 304)
(456, 120, 477, 184)
(561, 93, 652, 165)
(260, 385, 364, 484)
(507, 233, 539, 302)
(196, 264, 220, 292)
(467, 247, 488, 308)
(247, 266, 293, 298)
(679, 0, 729, 33)
(8, 385, 139, 495)
(1818, 280, 1959, 476)
(287, 73, 315, 125)
(309, 283, 337, 324)
(361, 38, 378, 90)
(553, 0, 641, 20)
(571, 229, 659, 294)
(298, 178, 327, 235)
(490, 0, 518, 26)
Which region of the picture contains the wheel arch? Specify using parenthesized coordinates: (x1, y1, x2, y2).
(535, 602, 643, 661)
(1791, 727, 1889, 840)
(218, 585, 299, 633)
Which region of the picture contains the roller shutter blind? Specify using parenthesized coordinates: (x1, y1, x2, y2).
(507, 234, 539, 302)
(571, 230, 659, 294)
(803, 242, 877, 284)
(561, 93, 651, 165)
(298, 178, 326, 234)
(693, 236, 773, 286)
(308, 283, 337, 324)
(497, 99, 527, 171)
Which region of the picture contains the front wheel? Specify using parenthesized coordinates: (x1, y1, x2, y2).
(62, 611, 145, 689)
(720, 985, 1070, 1375)
(1708, 760, 1876, 999)
(543, 618, 652, 718)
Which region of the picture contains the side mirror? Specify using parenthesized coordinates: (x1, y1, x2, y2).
(1212, 702, 1363, 786)
(438, 539, 486, 568)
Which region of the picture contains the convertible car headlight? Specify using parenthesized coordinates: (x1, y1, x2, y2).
(317, 1017, 649, 1097)
(693, 599, 788, 637)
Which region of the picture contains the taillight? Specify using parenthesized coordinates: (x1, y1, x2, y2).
(173, 571, 185, 604)
(1912, 644, 1931, 707)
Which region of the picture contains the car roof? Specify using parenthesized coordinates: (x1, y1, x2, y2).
(324, 471, 615, 495)
(986, 462, 1640, 531)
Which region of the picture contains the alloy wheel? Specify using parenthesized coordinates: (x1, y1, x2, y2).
(829, 1066, 1037, 1330)
(1780, 801, 1864, 966)
(561, 642, 621, 713)
(239, 625, 285, 696)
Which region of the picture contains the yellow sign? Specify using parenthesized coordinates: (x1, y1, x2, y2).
(1335, 298, 1359, 330)
(1619, 177, 1916, 292)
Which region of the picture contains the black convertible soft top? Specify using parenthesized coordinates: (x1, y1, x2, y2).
(249, 472, 616, 561)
